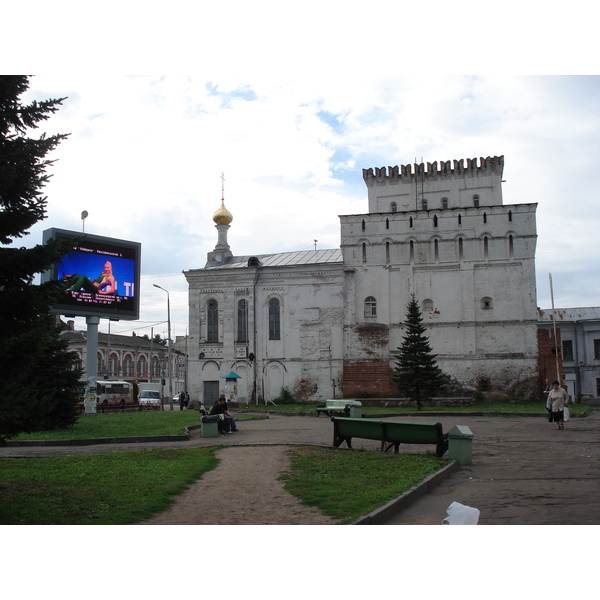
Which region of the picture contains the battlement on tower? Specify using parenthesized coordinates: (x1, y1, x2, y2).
(363, 155, 504, 184)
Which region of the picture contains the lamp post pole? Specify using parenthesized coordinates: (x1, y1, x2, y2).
(154, 284, 173, 410)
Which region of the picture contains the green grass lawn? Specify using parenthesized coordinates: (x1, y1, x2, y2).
(0, 447, 219, 525)
(238, 399, 592, 416)
(12, 410, 208, 441)
(0, 444, 447, 525)
(280, 446, 449, 524)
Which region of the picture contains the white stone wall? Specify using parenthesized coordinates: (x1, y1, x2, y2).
(185, 263, 344, 403)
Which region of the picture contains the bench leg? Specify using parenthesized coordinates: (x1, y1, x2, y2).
(333, 435, 352, 449)
(383, 441, 400, 453)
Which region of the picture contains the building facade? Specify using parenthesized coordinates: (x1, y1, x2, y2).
(60, 320, 185, 397)
(538, 307, 600, 401)
(185, 156, 540, 404)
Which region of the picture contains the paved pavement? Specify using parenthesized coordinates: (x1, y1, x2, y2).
(2, 411, 599, 525)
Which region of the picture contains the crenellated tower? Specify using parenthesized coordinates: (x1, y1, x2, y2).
(363, 155, 505, 213)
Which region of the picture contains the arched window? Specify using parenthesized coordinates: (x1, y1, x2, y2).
(508, 210, 512, 222)
(151, 357, 160, 378)
(423, 299, 433, 311)
(458, 214, 462, 226)
(364, 296, 377, 318)
(458, 237, 464, 261)
(409, 216, 413, 228)
(386, 218, 389, 230)
(509, 234, 514, 259)
(433, 215, 438, 227)
(442, 197, 448, 209)
(237, 299, 248, 342)
(483, 236, 489, 260)
(207, 299, 219, 342)
(483, 212, 487, 224)
(409, 239, 415, 263)
(109, 353, 119, 376)
(269, 298, 281, 340)
(434, 238, 439, 262)
(385, 241, 390, 263)
(97, 353, 103, 376)
(123, 356, 133, 377)
(137, 356, 147, 376)
(422, 199, 428, 210)
(362, 243, 367, 263)
(473, 194, 480, 208)
(390, 202, 398, 213)
(361, 219, 366, 232)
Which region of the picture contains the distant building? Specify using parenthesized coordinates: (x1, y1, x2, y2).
(60, 320, 185, 396)
(185, 156, 539, 404)
(538, 307, 600, 402)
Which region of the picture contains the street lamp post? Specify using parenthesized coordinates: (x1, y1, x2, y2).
(153, 284, 173, 410)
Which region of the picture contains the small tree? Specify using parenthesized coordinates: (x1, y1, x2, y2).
(392, 294, 445, 410)
(0, 76, 82, 444)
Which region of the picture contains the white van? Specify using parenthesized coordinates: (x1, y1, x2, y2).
(138, 390, 161, 407)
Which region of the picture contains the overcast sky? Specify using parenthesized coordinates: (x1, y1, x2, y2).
(21, 74, 599, 338)
(7, 3, 598, 341)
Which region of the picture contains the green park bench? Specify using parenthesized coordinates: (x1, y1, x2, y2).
(316, 399, 362, 418)
(331, 416, 449, 457)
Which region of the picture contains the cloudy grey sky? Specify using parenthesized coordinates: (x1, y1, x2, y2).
(8, 2, 598, 342)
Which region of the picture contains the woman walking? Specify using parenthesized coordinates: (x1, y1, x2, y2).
(547, 381, 569, 430)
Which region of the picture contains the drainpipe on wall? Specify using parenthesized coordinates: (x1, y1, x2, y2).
(252, 264, 262, 405)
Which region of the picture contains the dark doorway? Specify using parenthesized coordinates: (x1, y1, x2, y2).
(203, 381, 220, 406)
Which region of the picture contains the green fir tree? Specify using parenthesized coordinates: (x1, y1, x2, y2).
(0, 76, 82, 444)
(392, 294, 445, 410)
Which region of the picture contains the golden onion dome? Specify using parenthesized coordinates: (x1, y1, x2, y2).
(212, 199, 233, 225)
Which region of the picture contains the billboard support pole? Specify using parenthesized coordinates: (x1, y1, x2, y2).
(85, 316, 100, 415)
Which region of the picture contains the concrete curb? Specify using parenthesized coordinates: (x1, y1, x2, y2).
(352, 460, 461, 525)
(3, 416, 269, 447)
(4, 434, 190, 447)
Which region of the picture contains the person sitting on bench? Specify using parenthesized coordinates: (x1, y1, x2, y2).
(210, 395, 238, 434)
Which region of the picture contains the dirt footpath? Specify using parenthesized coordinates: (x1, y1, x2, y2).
(138, 445, 337, 525)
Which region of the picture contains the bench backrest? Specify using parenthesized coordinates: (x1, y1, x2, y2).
(334, 417, 442, 443)
(382, 421, 441, 444)
(325, 399, 361, 409)
(333, 418, 384, 441)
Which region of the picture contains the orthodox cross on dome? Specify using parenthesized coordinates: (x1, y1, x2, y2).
(221, 171, 225, 199)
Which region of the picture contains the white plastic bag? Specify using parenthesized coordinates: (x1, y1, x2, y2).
(564, 407, 570, 422)
(441, 501, 480, 525)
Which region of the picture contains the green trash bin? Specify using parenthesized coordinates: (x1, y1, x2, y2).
(348, 401, 362, 418)
(201, 420, 219, 438)
(448, 425, 474, 465)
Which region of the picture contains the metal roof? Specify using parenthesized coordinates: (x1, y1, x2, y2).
(538, 307, 600, 322)
(203, 248, 343, 270)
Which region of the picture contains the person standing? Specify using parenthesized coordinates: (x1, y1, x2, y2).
(179, 390, 185, 411)
(547, 381, 569, 430)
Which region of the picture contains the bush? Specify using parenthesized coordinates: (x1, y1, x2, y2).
(274, 386, 295, 404)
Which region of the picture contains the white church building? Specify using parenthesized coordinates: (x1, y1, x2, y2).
(184, 155, 539, 405)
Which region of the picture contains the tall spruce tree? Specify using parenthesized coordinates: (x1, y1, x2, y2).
(392, 294, 445, 410)
(0, 76, 82, 444)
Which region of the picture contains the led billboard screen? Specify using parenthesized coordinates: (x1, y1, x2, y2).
(42, 228, 141, 320)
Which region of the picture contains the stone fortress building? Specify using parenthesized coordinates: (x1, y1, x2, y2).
(184, 156, 539, 405)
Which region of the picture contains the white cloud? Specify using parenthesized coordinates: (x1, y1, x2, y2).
(15, 72, 600, 337)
